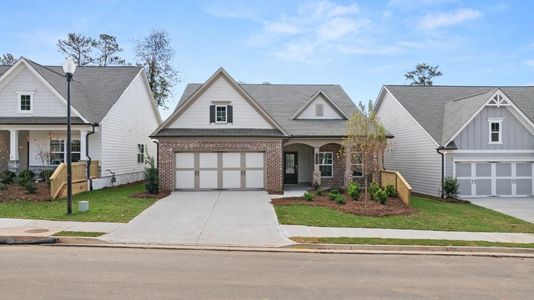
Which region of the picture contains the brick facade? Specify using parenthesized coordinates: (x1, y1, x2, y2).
(158, 138, 284, 194)
(0, 131, 9, 172)
(319, 143, 346, 188)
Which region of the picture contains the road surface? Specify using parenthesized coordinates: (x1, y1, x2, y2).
(1, 246, 532, 299)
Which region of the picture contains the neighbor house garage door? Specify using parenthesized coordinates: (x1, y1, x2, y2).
(175, 152, 264, 190)
(456, 162, 533, 197)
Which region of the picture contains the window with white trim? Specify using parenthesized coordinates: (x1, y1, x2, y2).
(137, 144, 145, 163)
(351, 151, 363, 178)
(18, 93, 33, 113)
(317, 152, 333, 177)
(488, 119, 503, 144)
(215, 105, 227, 123)
(49, 140, 81, 165)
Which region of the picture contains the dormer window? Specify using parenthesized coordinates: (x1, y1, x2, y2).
(488, 118, 503, 144)
(216, 105, 227, 123)
(18, 93, 33, 113)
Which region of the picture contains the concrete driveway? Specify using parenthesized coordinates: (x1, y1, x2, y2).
(102, 191, 293, 247)
(468, 197, 534, 223)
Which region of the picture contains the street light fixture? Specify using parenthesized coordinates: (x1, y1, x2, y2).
(63, 58, 76, 215)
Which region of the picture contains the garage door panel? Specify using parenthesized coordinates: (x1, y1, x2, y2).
(496, 179, 512, 195)
(516, 179, 532, 195)
(245, 170, 264, 189)
(475, 179, 491, 196)
(199, 170, 218, 189)
(496, 163, 512, 177)
(516, 163, 532, 177)
(476, 163, 491, 177)
(199, 153, 218, 168)
(176, 153, 194, 168)
(223, 153, 241, 168)
(222, 170, 241, 189)
(246, 153, 264, 168)
(456, 163, 471, 177)
(458, 179, 472, 196)
(176, 170, 195, 189)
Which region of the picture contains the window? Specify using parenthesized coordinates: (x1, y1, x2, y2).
(315, 104, 324, 117)
(49, 140, 80, 165)
(317, 152, 333, 177)
(18, 93, 33, 113)
(351, 151, 363, 178)
(488, 119, 503, 144)
(137, 144, 145, 163)
(216, 105, 227, 123)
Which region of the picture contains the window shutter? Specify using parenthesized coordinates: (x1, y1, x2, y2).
(209, 105, 215, 123)
(227, 106, 233, 123)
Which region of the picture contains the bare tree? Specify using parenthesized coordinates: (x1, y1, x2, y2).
(404, 63, 443, 85)
(95, 34, 126, 66)
(0, 53, 17, 65)
(57, 33, 96, 66)
(135, 29, 179, 108)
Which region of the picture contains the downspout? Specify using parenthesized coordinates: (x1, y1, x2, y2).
(436, 147, 445, 199)
(86, 123, 99, 191)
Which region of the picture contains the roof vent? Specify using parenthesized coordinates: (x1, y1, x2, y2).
(262, 82, 271, 85)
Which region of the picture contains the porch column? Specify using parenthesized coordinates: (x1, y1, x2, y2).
(8, 129, 19, 172)
(312, 147, 321, 187)
(79, 130, 88, 161)
(344, 148, 352, 188)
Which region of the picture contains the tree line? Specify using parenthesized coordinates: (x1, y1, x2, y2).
(1, 30, 178, 108)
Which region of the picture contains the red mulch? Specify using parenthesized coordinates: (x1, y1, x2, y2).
(0, 182, 51, 202)
(272, 193, 414, 217)
(131, 190, 171, 200)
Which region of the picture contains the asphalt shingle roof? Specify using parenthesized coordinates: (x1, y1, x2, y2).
(176, 83, 358, 137)
(384, 85, 534, 145)
(0, 59, 142, 123)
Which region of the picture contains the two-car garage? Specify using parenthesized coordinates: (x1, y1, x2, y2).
(175, 152, 265, 190)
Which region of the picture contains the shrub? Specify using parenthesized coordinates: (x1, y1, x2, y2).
(144, 157, 159, 194)
(0, 171, 16, 184)
(39, 169, 55, 183)
(385, 184, 398, 197)
(19, 169, 35, 180)
(303, 192, 314, 201)
(368, 182, 381, 200)
(348, 182, 361, 200)
(374, 188, 388, 205)
(328, 191, 339, 200)
(443, 177, 459, 199)
(0, 182, 7, 191)
(24, 180, 37, 194)
(16, 176, 32, 187)
(334, 194, 346, 204)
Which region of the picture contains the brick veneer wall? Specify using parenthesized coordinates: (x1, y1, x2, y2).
(158, 138, 284, 194)
(319, 143, 346, 188)
(0, 131, 9, 171)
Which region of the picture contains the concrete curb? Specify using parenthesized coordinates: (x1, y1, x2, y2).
(40, 240, 534, 258)
(0, 236, 57, 245)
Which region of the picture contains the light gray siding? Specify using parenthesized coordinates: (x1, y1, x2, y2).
(376, 90, 442, 197)
(454, 106, 534, 150)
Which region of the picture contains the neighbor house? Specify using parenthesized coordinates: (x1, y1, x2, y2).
(0, 58, 161, 188)
(375, 85, 534, 198)
(151, 68, 359, 193)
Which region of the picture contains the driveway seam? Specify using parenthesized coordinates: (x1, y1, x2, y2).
(196, 191, 221, 244)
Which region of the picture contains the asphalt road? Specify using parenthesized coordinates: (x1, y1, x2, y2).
(1, 246, 533, 299)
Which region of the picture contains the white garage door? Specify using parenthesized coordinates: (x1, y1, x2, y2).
(456, 162, 533, 197)
(175, 152, 265, 190)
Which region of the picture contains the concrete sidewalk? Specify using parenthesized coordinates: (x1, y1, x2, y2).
(282, 225, 534, 243)
(0, 218, 122, 237)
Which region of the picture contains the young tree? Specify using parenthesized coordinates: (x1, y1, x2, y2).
(343, 106, 387, 205)
(358, 99, 375, 117)
(404, 63, 443, 85)
(95, 34, 126, 66)
(0, 53, 16, 65)
(135, 29, 179, 108)
(57, 33, 96, 66)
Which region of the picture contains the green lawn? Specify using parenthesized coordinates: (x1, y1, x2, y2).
(52, 231, 105, 237)
(275, 196, 534, 233)
(0, 183, 156, 223)
(292, 237, 534, 248)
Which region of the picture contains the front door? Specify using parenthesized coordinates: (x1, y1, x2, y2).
(284, 152, 298, 184)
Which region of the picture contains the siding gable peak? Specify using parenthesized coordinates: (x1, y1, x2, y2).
(291, 90, 348, 120)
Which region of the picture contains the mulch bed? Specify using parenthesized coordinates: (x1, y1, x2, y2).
(272, 193, 415, 217)
(131, 190, 171, 200)
(0, 182, 51, 202)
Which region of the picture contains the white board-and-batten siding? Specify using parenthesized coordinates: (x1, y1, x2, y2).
(376, 90, 442, 197)
(100, 72, 160, 176)
(168, 76, 274, 129)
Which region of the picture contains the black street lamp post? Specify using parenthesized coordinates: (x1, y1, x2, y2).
(63, 58, 76, 215)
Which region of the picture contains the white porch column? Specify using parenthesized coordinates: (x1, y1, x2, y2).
(9, 129, 18, 161)
(79, 130, 88, 161)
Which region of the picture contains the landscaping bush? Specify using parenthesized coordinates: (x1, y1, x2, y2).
(303, 192, 314, 201)
(368, 182, 381, 200)
(18, 169, 35, 181)
(16, 176, 32, 187)
(374, 188, 388, 205)
(328, 190, 339, 200)
(0, 171, 16, 184)
(334, 194, 346, 204)
(24, 180, 37, 194)
(0, 182, 7, 191)
(443, 177, 459, 199)
(144, 157, 159, 194)
(385, 184, 398, 197)
(39, 169, 55, 182)
(347, 182, 361, 200)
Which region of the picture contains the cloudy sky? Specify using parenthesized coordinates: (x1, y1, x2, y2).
(1, 0, 533, 119)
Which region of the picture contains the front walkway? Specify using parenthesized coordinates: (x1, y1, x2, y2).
(282, 225, 534, 243)
(102, 191, 294, 247)
(467, 197, 534, 224)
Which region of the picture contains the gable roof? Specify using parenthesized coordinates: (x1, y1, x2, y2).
(380, 85, 534, 145)
(291, 90, 349, 120)
(0, 58, 144, 123)
(156, 72, 357, 137)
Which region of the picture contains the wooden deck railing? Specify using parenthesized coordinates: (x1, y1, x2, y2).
(380, 170, 412, 205)
(49, 161, 100, 199)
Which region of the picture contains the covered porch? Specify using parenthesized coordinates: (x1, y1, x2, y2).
(0, 123, 97, 174)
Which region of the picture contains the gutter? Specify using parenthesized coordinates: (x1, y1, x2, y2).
(436, 143, 458, 198)
(86, 123, 99, 191)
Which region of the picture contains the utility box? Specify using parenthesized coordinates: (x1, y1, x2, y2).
(79, 201, 89, 212)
